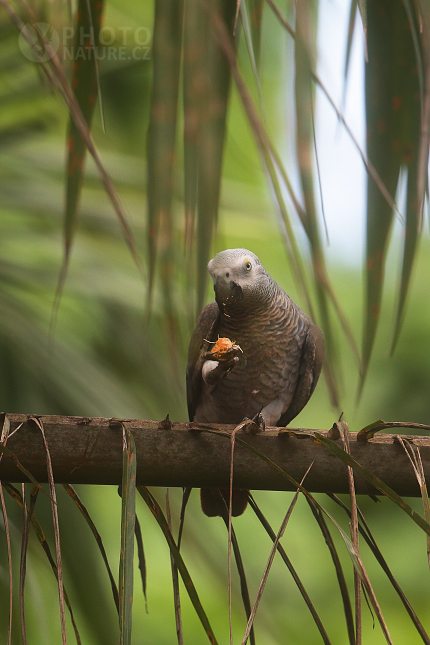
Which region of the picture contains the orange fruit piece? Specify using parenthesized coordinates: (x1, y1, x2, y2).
(208, 337, 242, 362)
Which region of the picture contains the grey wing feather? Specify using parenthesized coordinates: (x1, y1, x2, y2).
(277, 322, 325, 427)
(186, 301, 220, 421)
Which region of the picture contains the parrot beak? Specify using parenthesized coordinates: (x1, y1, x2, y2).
(213, 274, 243, 308)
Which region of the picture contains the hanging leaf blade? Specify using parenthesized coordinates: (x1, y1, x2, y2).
(119, 426, 137, 645)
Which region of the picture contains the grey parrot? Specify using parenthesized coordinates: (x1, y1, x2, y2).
(187, 248, 324, 516)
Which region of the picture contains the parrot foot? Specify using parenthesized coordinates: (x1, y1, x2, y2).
(253, 411, 266, 431)
(241, 412, 265, 434)
(252, 411, 266, 432)
(202, 356, 240, 385)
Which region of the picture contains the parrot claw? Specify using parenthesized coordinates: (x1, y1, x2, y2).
(202, 355, 239, 385)
(221, 355, 240, 377)
(252, 412, 265, 432)
(242, 412, 265, 434)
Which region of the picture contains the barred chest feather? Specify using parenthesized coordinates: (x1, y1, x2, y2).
(194, 293, 310, 425)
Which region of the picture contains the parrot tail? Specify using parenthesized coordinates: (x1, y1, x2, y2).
(200, 488, 249, 517)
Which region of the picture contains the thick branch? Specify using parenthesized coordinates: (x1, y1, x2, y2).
(0, 414, 429, 496)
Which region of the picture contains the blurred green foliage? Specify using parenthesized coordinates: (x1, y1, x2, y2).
(1, 0, 430, 643)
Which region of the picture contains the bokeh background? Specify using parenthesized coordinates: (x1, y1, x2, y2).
(1, 0, 430, 643)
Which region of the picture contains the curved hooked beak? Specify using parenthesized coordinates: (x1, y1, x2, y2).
(213, 274, 243, 307)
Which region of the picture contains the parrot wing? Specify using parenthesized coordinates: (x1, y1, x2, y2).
(186, 300, 220, 422)
(277, 321, 325, 427)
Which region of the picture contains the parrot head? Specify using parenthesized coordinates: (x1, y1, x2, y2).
(208, 248, 272, 311)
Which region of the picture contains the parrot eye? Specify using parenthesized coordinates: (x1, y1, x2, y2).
(244, 260, 252, 271)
